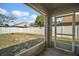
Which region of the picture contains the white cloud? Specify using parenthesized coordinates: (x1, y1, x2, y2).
(12, 10, 29, 17)
(30, 15, 37, 20)
(30, 15, 37, 23)
(0, 8, 8, 15)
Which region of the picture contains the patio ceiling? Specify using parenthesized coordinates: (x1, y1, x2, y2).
(27, 3, 79, 16)
(41, 3, 70, 11)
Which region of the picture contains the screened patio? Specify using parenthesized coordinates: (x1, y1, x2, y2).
(0, 3, 79, 56)
(24, 3, 79, 56)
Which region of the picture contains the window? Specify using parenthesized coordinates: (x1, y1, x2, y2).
(0, 3, 45, 56)
(52, 14, 74, 52)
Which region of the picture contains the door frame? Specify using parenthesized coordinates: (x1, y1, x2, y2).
(53, 13, 75, 53)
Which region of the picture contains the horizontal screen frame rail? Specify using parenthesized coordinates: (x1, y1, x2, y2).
(56, 33, 73, 36)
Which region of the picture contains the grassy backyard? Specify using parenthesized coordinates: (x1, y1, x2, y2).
(52, 36, 79, 44)
(0, 33, 44, 49)
(0, 33, 79, 49)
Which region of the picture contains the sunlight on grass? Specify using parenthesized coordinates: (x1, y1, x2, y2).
(0, 33, 44, 49)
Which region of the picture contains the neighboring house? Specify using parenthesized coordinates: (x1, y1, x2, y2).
(14, 22, 31, 28)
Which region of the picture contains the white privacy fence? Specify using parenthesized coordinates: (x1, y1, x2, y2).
(0, 26, 79, 38)
(0, 27, 45, 35)
(52, 25, 79, 38)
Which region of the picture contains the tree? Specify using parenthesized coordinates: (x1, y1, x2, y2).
(5, 24, 9, 27)
(0, 20, 3, 26)
(35, 15, 44, 28)
(0, 14, 16, 26)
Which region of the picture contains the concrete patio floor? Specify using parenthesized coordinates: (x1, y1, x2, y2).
(37, 48, 75, 56)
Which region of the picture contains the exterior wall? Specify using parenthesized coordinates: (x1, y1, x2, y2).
(62, 15, 73, 23)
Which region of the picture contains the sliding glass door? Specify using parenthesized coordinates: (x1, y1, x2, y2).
(54, 14, 75, 52)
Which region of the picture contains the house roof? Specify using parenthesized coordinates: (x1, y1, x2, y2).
(14, 22, 29, 26)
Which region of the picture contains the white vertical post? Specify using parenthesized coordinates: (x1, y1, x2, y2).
(72, 13, 75, 52)
(54, 17, 57, 47)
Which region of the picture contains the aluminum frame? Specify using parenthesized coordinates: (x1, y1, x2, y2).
(54, 13, 75, 53)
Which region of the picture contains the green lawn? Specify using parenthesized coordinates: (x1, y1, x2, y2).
(52, 37, 79, 51)
(0, 33, 43, 49)
(52, 36, 79, 44)
(0, 33, 79, 49)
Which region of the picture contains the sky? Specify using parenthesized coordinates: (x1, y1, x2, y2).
(0, 3, 41, 25)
